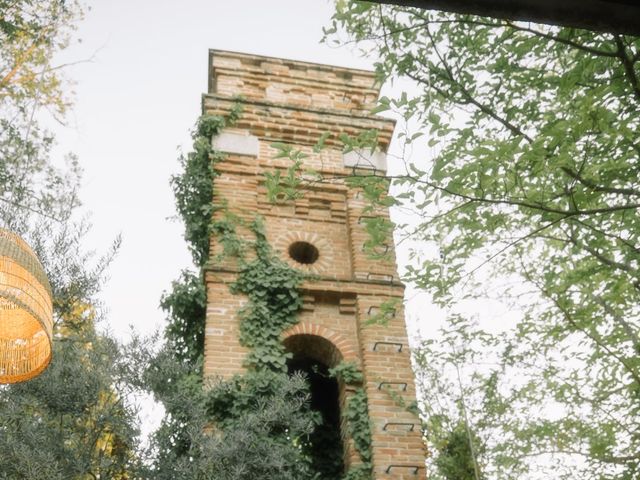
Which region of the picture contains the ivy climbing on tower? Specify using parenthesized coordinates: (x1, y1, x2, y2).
(150, 99, 377, 479)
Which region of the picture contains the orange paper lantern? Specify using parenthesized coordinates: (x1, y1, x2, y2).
(0, 229, 53, 383)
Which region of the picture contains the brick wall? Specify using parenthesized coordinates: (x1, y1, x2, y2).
(203, 50, 426, 479)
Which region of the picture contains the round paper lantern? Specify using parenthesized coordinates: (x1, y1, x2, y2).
(0, 229, 53, 383)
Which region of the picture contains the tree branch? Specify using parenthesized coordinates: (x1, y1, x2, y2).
(420, 24, 534, 143)
(518, 253, 640, 387)
(504, 21, 618, 58)
(615, 35, 640, 103)
(561, 166, 640, 197)
(463, 216, 565, 280)
(301, 170, 640, 218)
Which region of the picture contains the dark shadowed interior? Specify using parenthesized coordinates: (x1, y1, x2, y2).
(285, 334, 344, 477)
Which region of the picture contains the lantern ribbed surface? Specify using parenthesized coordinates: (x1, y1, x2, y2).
(0, 229, 53, 383)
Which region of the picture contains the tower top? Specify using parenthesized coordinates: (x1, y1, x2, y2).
(208, 49, 382, 114)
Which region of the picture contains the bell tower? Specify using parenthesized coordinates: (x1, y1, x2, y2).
(202, 50, 425, 479)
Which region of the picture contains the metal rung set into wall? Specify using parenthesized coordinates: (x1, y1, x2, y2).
(372, 341, 403, 352)
(385, 464, 424, 474)
(377, 381, 407, 391)
(383, 422, 416, 432)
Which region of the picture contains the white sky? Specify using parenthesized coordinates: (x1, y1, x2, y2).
(52, 0, 403, 339)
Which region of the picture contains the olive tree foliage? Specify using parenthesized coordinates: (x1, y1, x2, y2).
(0, 0, 80, 118)
(0, 321, 143, 480)
(313, 2, 640, 479)
(0, 2, 145, 478)
(139, 348, 320, 480)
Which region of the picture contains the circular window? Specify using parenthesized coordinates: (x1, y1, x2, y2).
(288, 241, 320, 265)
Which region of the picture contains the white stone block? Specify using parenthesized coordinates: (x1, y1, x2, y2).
(211, 132, 259, 156)
(343, 149, 387, 171)
(206, 327, 225, 336)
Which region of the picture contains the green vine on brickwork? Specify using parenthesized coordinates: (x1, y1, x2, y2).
(230, 218, 305, 372)
(328, 361, 364, 385)
(162, 105, 241, 364)
(172, 107, 241, 268)
(330, 361, 374, 480)
(163, 109, 376, 479)
(210, 206, 247, 261)
(380, 380, 420, 416)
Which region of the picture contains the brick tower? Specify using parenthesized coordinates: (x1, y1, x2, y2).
(203, 50, 425, 479)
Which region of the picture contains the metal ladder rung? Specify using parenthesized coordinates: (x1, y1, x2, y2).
(385, 464, 423, 474)
(383, 422, 416, 432)
(373, 341, 403, 352)
(378, 381, 407, 391)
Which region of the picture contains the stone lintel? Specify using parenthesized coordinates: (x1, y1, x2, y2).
(343, 149, 387, 172)
(211, 131, 259, 156)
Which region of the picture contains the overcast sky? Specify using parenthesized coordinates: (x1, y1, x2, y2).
(51, 0, 399, 339)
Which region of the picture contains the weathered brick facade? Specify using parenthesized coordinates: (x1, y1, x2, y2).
(203, 50, 425, 479)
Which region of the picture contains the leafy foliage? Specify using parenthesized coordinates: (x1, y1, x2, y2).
(160, 270, 206, 365)
(343, 388, 373, 477)
(0, 0, 82, 119)
(328, 361, 364, 385)
(202, 371, 320, 480)
(162, 109, 240, 364)
(143, 348, 320, 480)
(231, 218, 304, 372)
(0, 326, 141, 480)
(327, 362, 373, 479)
(433, 423, 484, 480)
(141, 346, 206, 463)
(171, 111, 239, 268)
(322, 4, 640, 479)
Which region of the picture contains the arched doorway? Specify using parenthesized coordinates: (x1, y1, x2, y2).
(284, 334, 344, 478)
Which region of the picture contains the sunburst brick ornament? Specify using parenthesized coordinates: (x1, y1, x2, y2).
(0, 229, 53, 383)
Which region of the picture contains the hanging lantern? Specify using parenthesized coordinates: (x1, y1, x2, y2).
(0, 229, 53, 383)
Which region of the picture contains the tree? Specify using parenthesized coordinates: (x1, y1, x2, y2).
(141, 349, 319, 480)
(0, 316, 142, 480)
(0, 141, 142, 479)
(288, 2, 640, 479)
(1, 0, 83, 237)
(0, 2, 146, 478)
(0, 0, 81, 119)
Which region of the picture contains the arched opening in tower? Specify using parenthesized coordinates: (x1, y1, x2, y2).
(284, 334, 345, 478)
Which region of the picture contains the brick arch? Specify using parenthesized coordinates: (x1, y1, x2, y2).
(282, 322, 359, 367)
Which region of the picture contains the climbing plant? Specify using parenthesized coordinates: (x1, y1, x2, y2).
(154, 107, 376, 480)
(231, 218, 305, 372)
(330, 361, 374, 479)
(171, 110, 240, 268)
(161, 112, 233, 365)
